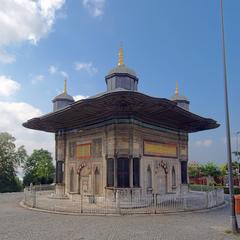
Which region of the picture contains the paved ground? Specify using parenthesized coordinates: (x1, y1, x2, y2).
(0, 192, 240, 240)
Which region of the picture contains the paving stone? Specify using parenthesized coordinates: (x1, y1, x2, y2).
(0, 193, 239, 240)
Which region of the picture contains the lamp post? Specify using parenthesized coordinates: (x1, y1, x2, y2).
(236, 131, 240, 161)
(220, 0, 238, 233)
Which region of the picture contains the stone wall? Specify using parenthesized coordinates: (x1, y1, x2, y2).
(56, 121, 188, 197)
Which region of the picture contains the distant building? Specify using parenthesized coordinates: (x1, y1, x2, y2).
(23, 48, 219, 198)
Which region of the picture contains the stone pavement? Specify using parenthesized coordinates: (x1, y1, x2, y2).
(0, 192, 240, 240)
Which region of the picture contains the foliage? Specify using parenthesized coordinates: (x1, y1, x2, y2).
(223, 187, 240, 194)
(188, 162, 202, 177)
(0, 132, 27, 193)
(219, 161, 239, 176)
(219, 163, 227, 176)
(23, 149, 55, 186)
(200, 162, 221, 177)
(232, 151, 240, 157)
(189, 184, 217, 192)
(188, 161, 221, 178)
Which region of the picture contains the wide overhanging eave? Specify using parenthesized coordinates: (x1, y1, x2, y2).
(22, 91, 220, 133)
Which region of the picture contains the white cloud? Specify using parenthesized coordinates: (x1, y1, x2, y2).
(0, 50, 16, 64)
(195, 139, 213, 148)
(48, 65, 68, 78)
(0, 0, 65, 64)
(31, 74, 45, 84)
(0, 75, 21, 97)
(0, 101, 54, 155)
(73, 95, 89, 101)
(82, 0, 105, 17)
(49, 65, 58, 74)
(60, 71, 68, 78)
(74, 62, 98, 75)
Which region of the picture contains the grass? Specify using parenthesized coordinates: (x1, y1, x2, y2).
(189, 184, 222, 192)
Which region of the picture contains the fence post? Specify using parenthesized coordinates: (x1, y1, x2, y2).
(154, 194, 157, 214)
(80, 194, 83, 213)
(206, 191, 209, 208)
(32, 189, 36, 208)
(215, 189, 218, 205)
(24, 188, 26, 204)
(183, 194, 187, 210)
(116, 190, 120, 214)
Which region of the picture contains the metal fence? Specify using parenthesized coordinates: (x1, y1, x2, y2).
(23, 186, 225, 215)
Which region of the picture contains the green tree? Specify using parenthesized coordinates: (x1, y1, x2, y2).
(219, 163, 227, 176)
(220, 161, 239, 176)
(188, 162, 202, 177)
(232, 151, 240, 159)
(23, 149, 55, 186)
(0, 132, 27, 192)
(200, 162, 221, 177)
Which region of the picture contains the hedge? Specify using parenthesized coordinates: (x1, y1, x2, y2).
(223, 187, 240, 194)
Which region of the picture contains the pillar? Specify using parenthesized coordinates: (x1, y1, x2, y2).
(130, 157, 133, 188)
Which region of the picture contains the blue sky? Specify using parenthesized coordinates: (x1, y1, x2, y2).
(0, 0, 239, 164)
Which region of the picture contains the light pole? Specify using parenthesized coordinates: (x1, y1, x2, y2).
(236, 131, 240, 161)
(220, 0, 239, 233)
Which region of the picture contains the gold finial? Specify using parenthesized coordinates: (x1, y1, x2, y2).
(64, 79, 67, 96)
(175, 81, 179, 95)
(118, 46, 124, 66)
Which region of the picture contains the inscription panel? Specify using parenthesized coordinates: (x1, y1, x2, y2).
(76, 143, 91, 159)
(143, 140, 178, 158)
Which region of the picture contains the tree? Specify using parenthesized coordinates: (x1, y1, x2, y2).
(188, 162, 202, 178)
(200, 162, 221, 177)
(220, 163, 227, 176)
(0, 132, 27, 192)
(220, 161, 239, 176)
(232, 151, 240, 158)
(23, 149, 55, 186)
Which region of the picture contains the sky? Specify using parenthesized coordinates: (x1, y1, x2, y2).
(0, 0, 240, 165)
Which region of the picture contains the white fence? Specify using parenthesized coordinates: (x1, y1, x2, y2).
(23, 186, 225, 215)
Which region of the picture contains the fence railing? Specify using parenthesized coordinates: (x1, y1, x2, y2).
(23, 186, 225, 215)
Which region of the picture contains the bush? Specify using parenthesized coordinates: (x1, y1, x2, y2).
(223, 187, 240, 194)
(189, 184, 219, 192)
(0, 176, 23, 193)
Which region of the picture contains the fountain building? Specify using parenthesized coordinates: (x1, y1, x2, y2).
(23, 48, 219, 199)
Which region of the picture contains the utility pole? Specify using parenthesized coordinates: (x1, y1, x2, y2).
(236, 132, 240, 161)
(220, 0, 238, 233)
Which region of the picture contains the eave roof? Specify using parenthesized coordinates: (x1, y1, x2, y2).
(23, 90, 219, 133)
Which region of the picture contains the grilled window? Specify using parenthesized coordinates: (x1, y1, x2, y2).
(107, 158, 114, 187)
(117, 158, 129, 188)
(133, 158, 140, 187)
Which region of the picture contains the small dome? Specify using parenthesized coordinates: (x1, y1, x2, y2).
(107, 64, 137, 77)
(171, 81, 189, 102)
(171, 94, 188, 102)
(52, 79, 75, 112)
(52, 92, 74, 102)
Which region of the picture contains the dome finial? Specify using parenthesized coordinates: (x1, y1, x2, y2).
(64, 79, 67, 96)
(118, 44, 124, 66)
(175, 81, 179, 95)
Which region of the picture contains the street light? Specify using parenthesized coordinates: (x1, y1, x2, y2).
(236, 131, 240, 161)
(220, 0, 239, 233)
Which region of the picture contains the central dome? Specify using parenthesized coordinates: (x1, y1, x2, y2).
(105, 47, 138, 91)
(108, 64, 137, 77)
